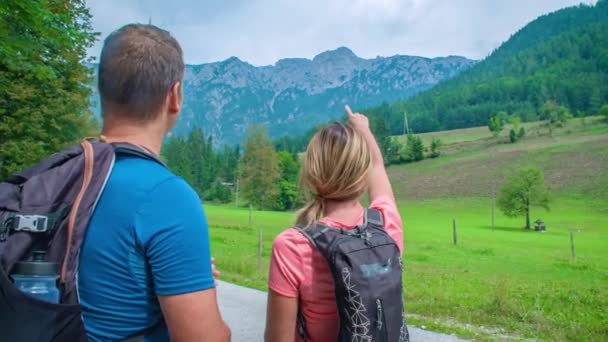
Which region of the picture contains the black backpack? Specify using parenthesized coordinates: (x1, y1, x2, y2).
(0, 140, 164, 342)
(295, 208, 409, 342)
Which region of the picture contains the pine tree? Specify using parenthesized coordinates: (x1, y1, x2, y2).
(430, 138, 442, 158)
(371, 116, 391, 162)
(218, 144, 240, 183)
(588, 88, 602, 115)
(162, 135, 194, 185)
(186, 128, 207, 194)
(404, 133, 424, 162)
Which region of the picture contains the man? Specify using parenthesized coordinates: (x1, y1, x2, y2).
(78, 24, 231, 342)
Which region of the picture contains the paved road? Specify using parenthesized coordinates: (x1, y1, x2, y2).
(217, 280, 469, 342)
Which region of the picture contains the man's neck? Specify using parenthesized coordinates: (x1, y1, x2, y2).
(101, 120, 165, 156)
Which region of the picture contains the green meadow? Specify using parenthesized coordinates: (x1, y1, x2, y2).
(206, 119, 608, 341)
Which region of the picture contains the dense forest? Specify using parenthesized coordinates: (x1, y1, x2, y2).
(363, 0, 608, 134)
(0, 0, 98, 179)
(162, 129, 240, 203)
(163, 127, 301, 210)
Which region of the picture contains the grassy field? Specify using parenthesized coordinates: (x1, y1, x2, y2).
(206, 118, 608, 341)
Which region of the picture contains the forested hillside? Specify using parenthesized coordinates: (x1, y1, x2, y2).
(366, 0, 608, 134)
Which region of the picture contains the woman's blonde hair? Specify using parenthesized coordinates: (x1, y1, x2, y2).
(296, 122, 372, 225)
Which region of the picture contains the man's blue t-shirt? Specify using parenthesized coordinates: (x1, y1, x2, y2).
(78, 156, 215, 341)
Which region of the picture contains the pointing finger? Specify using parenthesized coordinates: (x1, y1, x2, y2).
(345, 105, 354, 117)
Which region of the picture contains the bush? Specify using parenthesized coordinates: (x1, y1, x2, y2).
(488, 113, 507, 137)
(509, 129, 519, 143)
(205, 180, 233, 203)
(385, 137, 404, 165)
(430, 138, 442, 158)
(541, 102, 572, 135)
(600, 104, 608, 121)
(518, 127, 526, 139)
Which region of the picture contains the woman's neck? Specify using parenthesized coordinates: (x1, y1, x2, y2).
(323, 199, 364, 226)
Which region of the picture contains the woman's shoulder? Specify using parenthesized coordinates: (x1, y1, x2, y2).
(273, 227, 313, 251)
(269, 227, 315, 285)
(275, 226, 308, 240)
(369, 194, 398, 211)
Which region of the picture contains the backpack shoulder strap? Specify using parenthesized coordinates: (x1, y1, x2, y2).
(62, 140, 94, 276)
(293, 224, 317, 248)
(296, 301, 308, 342)
(292, 223, 333, 249)
(364, 208, 384, 228)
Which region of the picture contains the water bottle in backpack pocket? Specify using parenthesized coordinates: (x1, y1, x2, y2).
(11, 250, 61, 304)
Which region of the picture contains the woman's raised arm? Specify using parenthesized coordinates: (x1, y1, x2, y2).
(345, 105, 397, 206)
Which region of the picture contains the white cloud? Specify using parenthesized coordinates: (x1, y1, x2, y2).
(86, 0, 597, 65)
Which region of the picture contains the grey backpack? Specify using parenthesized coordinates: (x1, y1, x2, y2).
(0, 140, 163, 341)
(295, 208, 409, 342)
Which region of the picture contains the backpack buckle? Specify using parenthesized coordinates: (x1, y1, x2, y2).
(11, 215, 49, 233)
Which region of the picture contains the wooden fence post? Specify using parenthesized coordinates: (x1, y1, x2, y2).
(453, 219, 458, 245)
(235, 178, 240, 207)
(248, 204, 253, 228)
(258, 227, 263, 270)
(491, 187, 496, 231)
(570, 231, 576, 261)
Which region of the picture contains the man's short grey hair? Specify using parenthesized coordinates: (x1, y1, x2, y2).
(98, 24, 184, 121)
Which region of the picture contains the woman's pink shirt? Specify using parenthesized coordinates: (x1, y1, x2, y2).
(268, 196, 404, 342)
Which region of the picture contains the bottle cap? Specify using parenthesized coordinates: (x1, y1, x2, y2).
(12, 251, 59, 276)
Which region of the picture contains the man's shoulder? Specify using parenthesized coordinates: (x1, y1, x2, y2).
(107, 156, 199, 204)
(113, 155, 173, 177)
(112, 156, 180, 186)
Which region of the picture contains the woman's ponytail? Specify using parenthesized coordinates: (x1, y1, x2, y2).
(295, 196, 324, 226)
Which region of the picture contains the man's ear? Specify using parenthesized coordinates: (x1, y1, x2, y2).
(167, 81, 182, 115)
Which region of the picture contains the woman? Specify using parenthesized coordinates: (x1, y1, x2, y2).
(265, 106, 404, 341)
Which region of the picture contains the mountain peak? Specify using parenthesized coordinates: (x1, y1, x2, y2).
(333, 46, 356, 56)
(223, 56, 245, 65)
(274, 57, 311, 69)
(313, 47, 359, 63)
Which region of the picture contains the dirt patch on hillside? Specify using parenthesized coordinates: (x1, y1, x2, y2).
(390, 134, 608, 200)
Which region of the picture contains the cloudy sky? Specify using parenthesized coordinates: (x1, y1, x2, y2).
(86, 0, 597, 66)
